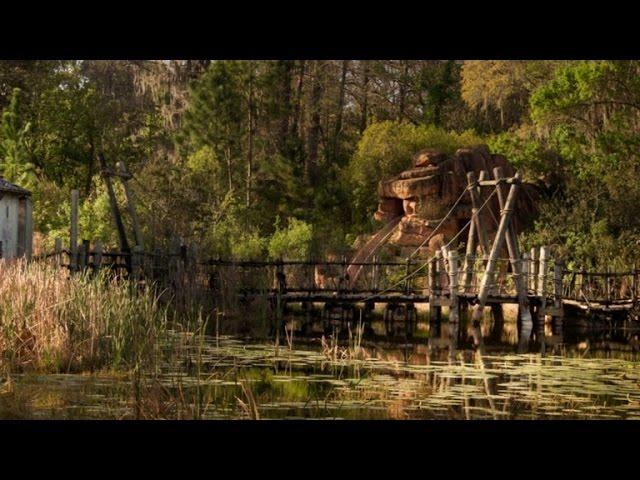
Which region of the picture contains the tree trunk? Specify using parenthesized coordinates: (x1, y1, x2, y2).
(246, 63, 255, 207)
(292, 60, 306, 138)
(332, 60, 348, 163)
(278, 60, 293, 156)
(306, 61, 323, 184)
(360, 61, 369, 134)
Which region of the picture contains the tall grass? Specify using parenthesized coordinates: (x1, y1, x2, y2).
(0, 259, 169, 373)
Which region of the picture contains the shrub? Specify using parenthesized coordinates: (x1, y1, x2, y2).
(267, 218, 313, 260)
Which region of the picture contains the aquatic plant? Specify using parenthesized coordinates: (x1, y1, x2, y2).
(0, 259, 169, 373)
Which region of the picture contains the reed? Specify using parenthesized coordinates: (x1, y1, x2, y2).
(0, 259, 169, 373)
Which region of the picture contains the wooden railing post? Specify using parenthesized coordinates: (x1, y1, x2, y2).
(78, 241, 87, 271)
(54, 237, 62, 267)
(70, 189, 78, 272)
(553, 259, 564, 316)
(429, 255, 441, 322)
(404, 257, 413, 294)
(530, 247, 539, 293)
(446, 249, 460, 323)
(372, 255, 379, 292)
(93, 240, 103, 275)
(537, 246, 549, 299)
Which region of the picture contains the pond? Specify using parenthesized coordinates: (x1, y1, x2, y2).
(2, 313, 640, 420)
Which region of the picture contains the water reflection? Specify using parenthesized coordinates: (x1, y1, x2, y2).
(2, 311, 640, 420)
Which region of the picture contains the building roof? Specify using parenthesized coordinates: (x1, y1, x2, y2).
(0, 178, 31, 196)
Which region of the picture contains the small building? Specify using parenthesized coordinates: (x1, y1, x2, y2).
(0, 178, 32, 259)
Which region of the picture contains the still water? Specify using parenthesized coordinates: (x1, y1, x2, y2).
(2, 314, 640, 420)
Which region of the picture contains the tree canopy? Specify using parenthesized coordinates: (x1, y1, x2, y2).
(1, 59, 639, 268)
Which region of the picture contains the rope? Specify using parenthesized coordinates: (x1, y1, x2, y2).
(407, 186, 470, 259)
(359, 187, 498, 303)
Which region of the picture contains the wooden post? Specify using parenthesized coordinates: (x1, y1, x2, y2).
(70, 189, 78, 271)
(169, 234, 181, 283)
(522, 252, 530, 294)
(633, 262, 637, 305)
(429, 256, 441, 323)
(493, 167, 531, 324)
(553, 259, 564, 317)
(54, 237, 62, 267)
(116, 161, 143, 249)
(466, 171, 490, 258)
(132, 245, 143, 280)
(446, 249, 460, 323)
(404, 257, 412, 294)
(530, 247, 539, 293)
(537, 246, 549, 298)
(436, 250, 447, 298)
(372, 255, 379, 292)
(99, 153, 130, 255)
(93, 240, 103, 275)
(471, 174, 521, 324)
(78, 242, 86, 271)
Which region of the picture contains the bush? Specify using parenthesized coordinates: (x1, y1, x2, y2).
(347, 121, 482, 231)
(267, 217, 313, 260)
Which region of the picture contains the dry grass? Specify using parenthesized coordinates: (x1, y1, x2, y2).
(0, 259, 169, 373)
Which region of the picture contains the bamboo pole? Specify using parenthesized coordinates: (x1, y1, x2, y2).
(471, 174, 520, 323)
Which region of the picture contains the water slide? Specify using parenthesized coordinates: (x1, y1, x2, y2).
(346, 216, 402, 288)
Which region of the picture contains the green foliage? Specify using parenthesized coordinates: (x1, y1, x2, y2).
(0, 88, 36, 189)
(267, 217, 313, 260)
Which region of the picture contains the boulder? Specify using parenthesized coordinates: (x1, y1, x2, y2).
(374, 145, 536, 254)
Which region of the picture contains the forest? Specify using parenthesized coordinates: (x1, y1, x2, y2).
(1, 60, 640, 269)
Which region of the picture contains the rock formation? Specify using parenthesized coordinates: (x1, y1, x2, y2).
(373, 145, 536, 256)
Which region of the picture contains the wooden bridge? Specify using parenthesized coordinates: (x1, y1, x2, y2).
(35, 165, 640, 329)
